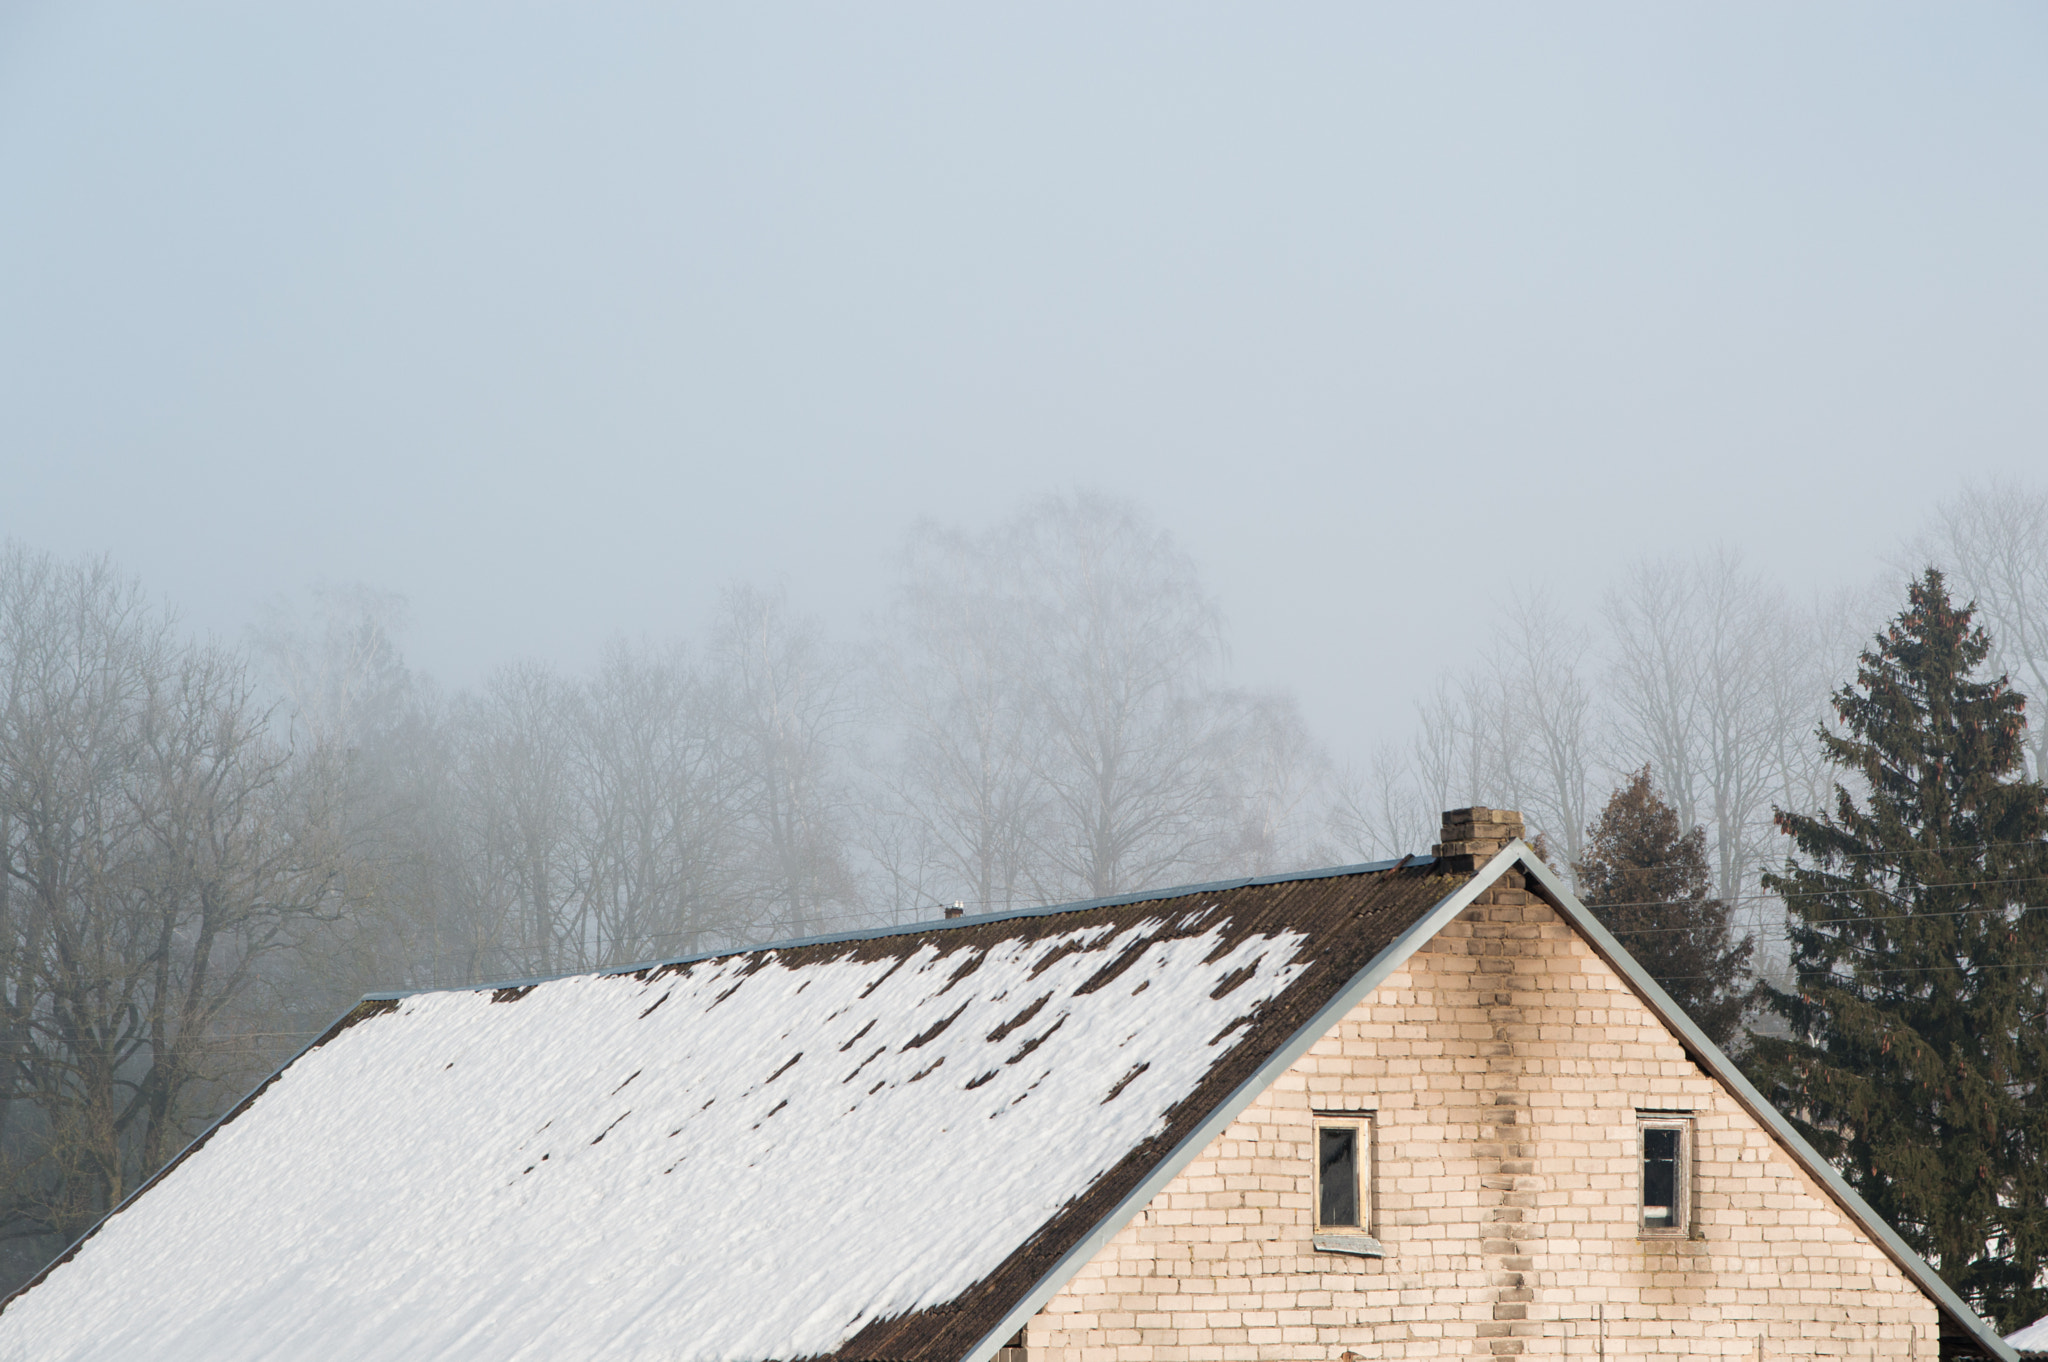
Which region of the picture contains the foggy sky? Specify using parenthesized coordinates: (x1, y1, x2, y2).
(4, 3, 2044, 764)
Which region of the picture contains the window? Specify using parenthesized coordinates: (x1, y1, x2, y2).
(1312, 1113, 1382, 1258)
(1638, 1115, 1691, 1236)
(1315, 1115, 1371, 1231)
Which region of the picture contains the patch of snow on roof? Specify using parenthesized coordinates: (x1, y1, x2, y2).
(0, 917, 1309, 1362)
(2010, 1316, 2048, 1352)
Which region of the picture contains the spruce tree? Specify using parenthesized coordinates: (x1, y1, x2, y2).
(1750, 569, 2048, 1331)
(1577, 767, 1756, 1053)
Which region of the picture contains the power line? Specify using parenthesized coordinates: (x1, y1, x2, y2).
(1650, 958, 2048, 982)
(1715, 836, 2048, 865)
(1604, 902, 2048, 938)
(1591, 873, 2048, 912)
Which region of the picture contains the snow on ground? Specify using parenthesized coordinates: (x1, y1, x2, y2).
(0, 914, 1308, 1362)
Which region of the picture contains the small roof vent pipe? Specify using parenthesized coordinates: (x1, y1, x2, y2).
(945, 902, 965, 919)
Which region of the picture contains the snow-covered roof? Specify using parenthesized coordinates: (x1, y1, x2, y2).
(2009, 1316, 2048, 1355)
(0, 857, 1462, 1362)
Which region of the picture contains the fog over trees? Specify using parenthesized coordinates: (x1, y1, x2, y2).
(0, 479, 2045, 1288)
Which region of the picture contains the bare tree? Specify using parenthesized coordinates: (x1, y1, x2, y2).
(1408, 666, 1528, 844)
(1922, 478, 2048, 778)
(449, 662, 582, 976)
(1328, 741, 1433, 862)
(1409, 673, 1463, 825)
(878, 496, 1332, 907)
(255, 585, 869, 1000)
(715, 585, 862, 941)
(1604, 551, 1809, 903)
(1005, 495, 1236, 899)
(873, 529, 1044, 916)
(300, 679, 463, 999)
(247, 584, 439, 1006)
(0, 547, 341, 1281)
(1370, 599, 1595, 876)
(1687, 553, 1791, 903)
(1765, 584, 1872, 825)
(248, 583, 411, 752)
(571, 643, 749, 962)
(1214, 689, 1334, 875)
(1495, 594, 1597, 874)
(1605, 558, 1705, 835)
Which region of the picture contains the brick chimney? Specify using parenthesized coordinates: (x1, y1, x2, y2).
(1431, 806, 1525, 871)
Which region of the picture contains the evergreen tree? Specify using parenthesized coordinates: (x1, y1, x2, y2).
(1750, 569, 2048, 1332)
(1577, 767, 1756, 1052)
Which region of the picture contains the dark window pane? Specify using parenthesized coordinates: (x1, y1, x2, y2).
(1319, 1127, 1358, 1227)
(1643, 1127, 1679, 1228)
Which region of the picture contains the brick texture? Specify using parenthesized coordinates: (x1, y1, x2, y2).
(1023, 869, 1939, 1360)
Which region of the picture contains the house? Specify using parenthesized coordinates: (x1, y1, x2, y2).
(0, 808, 2014, 1361)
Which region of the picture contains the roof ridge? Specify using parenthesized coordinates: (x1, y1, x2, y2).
(360, 854, 1431, 1003)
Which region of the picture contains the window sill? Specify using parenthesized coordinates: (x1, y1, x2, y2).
(1312, 1233, 1385, 1258)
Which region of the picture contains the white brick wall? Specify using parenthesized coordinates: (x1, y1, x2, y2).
(1026, 874, 1940, 1360)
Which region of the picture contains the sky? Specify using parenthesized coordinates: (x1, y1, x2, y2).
(3, 3, 2044, 764)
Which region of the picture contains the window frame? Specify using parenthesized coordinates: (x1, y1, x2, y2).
(1637, 1112, 1693, 1238)
(1312, 1112, 1373, 1234)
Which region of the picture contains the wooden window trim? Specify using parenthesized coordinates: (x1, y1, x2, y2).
(1637, 1114, 1694, 1239)
(1313, 1112, 1372, 1233)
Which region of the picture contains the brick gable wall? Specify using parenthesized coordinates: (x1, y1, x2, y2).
(1025, 869, 1939, 1360)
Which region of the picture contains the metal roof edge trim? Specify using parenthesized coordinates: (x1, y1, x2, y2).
(358, 855, 1426, 1003)
(1513, 851, 2017, 1362)
(959, 844, 1520, 1362)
